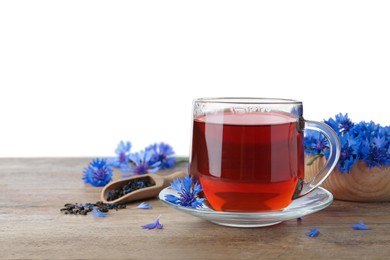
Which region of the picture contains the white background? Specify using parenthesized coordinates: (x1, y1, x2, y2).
(1, 1, 389, 157)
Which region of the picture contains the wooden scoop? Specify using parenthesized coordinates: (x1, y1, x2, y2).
(100, 171, 185, 204)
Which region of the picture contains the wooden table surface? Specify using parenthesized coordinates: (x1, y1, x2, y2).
(1, 158, 390, 259)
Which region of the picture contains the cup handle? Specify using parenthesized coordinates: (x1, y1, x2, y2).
(297, 120, 341, 197)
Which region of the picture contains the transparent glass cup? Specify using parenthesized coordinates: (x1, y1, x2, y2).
(189, 97, 341, 212)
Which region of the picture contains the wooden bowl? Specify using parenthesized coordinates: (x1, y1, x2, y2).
(304, 155, 390, 202)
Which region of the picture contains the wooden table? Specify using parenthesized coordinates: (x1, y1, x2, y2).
(1, 158, 390, 259)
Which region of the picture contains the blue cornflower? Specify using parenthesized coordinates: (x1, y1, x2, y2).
(304, 130, 329, 156)
(325, 113, 354, 135)
(336, 113, 354, 134)
(165, 176, 205, 208)
(373, 136, 388, 149)
(306, 228, 320, 237)
(383, 126, 390, 136)
(136, 202, 152, 209)
(142, 215, 163, 229)
(353, 121, 390, 168)
(350, 121, 377, 140)
(352, 221, 370, 230)
(109, 141, 132, 172)
(129, 149, 161, 175)
(82, 158, 113, 187)
(337, 134, 360, 173)
(360, 136, 389, 169)
(146, 142, 176, 169)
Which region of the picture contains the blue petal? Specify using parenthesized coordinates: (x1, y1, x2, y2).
(108, 158, 121, 167)
(136, 202, 152, 209)
(306, 228, 320, 237)
(324, 117, 340, 134)
(165, 194, 179, 204)
(155, 222, 164, 229)
(162, 157, 176, 169)
(92, 209, 108, 218)
(115, 141, 132, 155)
(159, 143, 174, 155)
(352, 221, 370, 230)
(129, 152, 141, 164)
(190, 198, 205, 208)
(182, 176, 193, 193)
(119, 164, 132, 173)
(142, 215, 163, 230)
(170, 178, 182, 192)
(143, 149, 154, 163)
(142, 222, 157, 229)
(373, 136, 387, 149)
(193, 181, 203, 195)
(148, 166, 160, 173)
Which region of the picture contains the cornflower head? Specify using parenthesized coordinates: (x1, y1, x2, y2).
(82, 158, 113, 187)
(360, 136, 390, 169)
(129, 149, 161, 175)
(146, 142, 176, 170)
(337, 134, 360, 173)
(304, 130, 329, 156)
(165, 176, 205, 208)
(324, 113, 354, 135)
(109, 141, 132, 172)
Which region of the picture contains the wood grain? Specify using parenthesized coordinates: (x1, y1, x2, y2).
(305, 156, 390, 202)
(1, 158, 390, 259)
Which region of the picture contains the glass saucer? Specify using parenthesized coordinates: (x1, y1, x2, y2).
(159, 187, 333, 228)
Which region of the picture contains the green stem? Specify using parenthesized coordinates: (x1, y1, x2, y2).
(175, 156, 189, 164)
(306, 154, 324, 166)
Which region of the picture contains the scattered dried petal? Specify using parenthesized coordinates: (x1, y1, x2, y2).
(306, 228, 320, 237)
(136, 202, 152, 209)
(92, 208, 108, 218)
(352, 220, 370, 230)
(142, 215, 163, 229)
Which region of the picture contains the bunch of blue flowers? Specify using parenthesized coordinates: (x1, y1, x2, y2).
(83, 141, 176, 187)
(305, 113, 390, 173)
(109, 141, 176, 174)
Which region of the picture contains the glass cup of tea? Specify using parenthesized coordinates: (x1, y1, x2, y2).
(189, 98, 341, 212)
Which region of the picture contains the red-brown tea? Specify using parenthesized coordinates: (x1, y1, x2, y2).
(190, 111, 304, 212)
